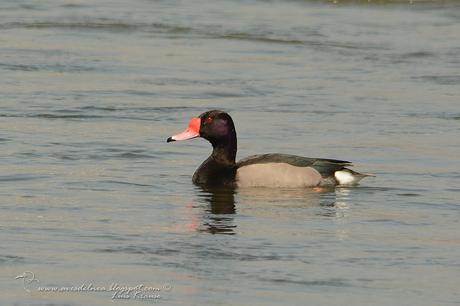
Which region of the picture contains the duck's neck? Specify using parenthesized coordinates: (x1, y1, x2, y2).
(210, 134, 237, 165)
(192, 131, 237, 186)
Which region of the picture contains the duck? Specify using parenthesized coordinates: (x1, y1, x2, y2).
(167, 110, 373, 188)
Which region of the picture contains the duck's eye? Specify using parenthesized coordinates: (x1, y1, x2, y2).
(204, 117, 213, 124)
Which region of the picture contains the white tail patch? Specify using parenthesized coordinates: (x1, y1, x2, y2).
(334, 170, 367, 186)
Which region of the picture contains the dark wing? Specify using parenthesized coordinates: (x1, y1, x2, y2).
(236, 153, 352, 178)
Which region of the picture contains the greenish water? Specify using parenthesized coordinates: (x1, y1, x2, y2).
(1, 0, 459, 305)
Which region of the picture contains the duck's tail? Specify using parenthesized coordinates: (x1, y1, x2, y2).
(334, 168, 375, 186)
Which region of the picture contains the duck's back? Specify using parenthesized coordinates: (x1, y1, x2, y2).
(235, 153, 351, 188)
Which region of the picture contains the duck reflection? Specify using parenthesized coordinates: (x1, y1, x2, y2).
(191, 186, 353, 235)
(194, 186, 237, 235)
(236, 187, 340, 217)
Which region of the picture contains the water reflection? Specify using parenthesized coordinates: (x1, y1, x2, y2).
(194, 186, 237, 235)
(192, 186, 356, 235)
(331, 187, 352, 218)
(237, 187, 340, 218)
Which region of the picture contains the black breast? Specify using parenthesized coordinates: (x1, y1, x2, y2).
(192, 157, 237, 186)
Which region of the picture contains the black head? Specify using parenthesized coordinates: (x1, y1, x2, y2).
(197, 110, 236, 147)
(167, 110, 238, 179)
(167, 110, 236, 147)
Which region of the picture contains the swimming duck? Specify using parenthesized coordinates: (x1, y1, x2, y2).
(167, 110, 372, 187)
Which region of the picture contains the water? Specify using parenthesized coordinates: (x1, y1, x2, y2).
(1, 0, 460, 305)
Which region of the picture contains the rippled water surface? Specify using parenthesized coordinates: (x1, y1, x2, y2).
(1, 0, 460, 305)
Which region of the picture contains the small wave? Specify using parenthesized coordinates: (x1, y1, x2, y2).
(397, 193, 422, 197)
(51, 145, 154, 161)
(51, 153, 80, 161)
(32, 113, 104, 119)
(366, 219, 415, 226)
(79, 106, 118, 112)
(0, 19, 387, 51)
(0, 63, 40, 72)
(412, 75, 460, 85)
(399, 51, 436, 58)
(389, 51, 437, 63)
(259, 277, 352, 288)
(0, 21, 193, 34)
(112, 152, 156, 159)
(0, 20, 327, 47)
(97, 244, 285, 261)
(219, 32, 304, 45)
(79, 105, 198, 113)
(210, 32, 380, 49)
(405, 112, 460, 121)
(98, 180, 153, 187)
(430, 172, 460, 178)
(78, 233, 128, 241)
(0, 62, 98, 73)
(1, 107, 188, 121)
(0, 174, 48, 182)
(98, 245, 180, 255)
(201, 91, 247, 98)
(0, 255, 25, 264)
(60, 3, 89, 8)
(1, 21, 140, 32)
